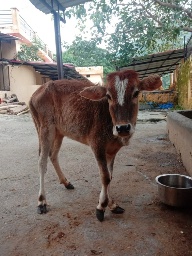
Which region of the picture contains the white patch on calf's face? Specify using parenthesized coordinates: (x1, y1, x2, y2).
(115, 76, 128, 106)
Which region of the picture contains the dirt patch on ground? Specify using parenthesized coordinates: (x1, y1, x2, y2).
(0, 112, 192, 256)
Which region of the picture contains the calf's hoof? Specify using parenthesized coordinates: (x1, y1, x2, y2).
(65, 182, 74, 189)
(37, 204, 47, 214)
(96, 208, 105, 222)
(111, 206, 125, 214)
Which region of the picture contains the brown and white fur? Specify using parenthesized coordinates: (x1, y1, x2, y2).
(29, 69, 162, 221)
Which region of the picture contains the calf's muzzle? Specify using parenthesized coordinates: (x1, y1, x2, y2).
(115, 124, 131, 134)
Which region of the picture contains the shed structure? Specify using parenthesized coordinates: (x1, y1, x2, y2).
(29, 0, 92, 79)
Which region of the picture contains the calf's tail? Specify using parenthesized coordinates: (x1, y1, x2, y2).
(29, 97, 41, 156)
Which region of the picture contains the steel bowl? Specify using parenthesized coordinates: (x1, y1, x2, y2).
(155, 174, 192, 207)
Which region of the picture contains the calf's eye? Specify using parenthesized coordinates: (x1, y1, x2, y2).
(133, 90, 140, 98)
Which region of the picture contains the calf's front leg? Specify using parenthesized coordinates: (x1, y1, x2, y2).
(92, 149, 111, 222)
(107, 153, 125, 214)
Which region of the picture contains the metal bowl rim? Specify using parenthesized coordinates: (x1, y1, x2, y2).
(155, 174, 192, 190)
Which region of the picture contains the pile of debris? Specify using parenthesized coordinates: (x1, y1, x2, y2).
(0, 94, 29, 115)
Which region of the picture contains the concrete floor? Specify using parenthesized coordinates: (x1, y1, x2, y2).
(0, 111, 192, 256)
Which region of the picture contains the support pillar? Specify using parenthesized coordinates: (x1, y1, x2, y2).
(53, 12, 63, 79)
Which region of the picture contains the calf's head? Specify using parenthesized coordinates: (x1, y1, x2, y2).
(80, 69, 162, 138)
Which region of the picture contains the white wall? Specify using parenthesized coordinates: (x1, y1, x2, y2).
(75, 66, 103, 85)
(9, 65, 41, 104)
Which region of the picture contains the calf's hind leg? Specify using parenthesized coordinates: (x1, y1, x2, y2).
(49, 131, 74, 189)
(37, 125, 55, 214)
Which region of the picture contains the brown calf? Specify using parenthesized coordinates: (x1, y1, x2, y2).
(29, 69, 162, 221)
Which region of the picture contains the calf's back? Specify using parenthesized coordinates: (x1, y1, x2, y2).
(29, 79, 113, 145)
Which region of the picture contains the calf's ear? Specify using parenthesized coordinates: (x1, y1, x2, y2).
(139, 74, 162, 91)
(80, 86, 107, 101)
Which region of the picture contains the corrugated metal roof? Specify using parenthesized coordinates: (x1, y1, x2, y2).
(0, 32, 20, 41)
(1, 59, 86, 81)
(120, 48, 185, 79)
(29, 0, 91, 14)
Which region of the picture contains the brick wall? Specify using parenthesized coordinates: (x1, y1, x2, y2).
(139, 90, 177, 104)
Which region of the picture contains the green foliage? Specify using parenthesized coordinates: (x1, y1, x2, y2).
(177, 59, 192, 109)
(17, 38, 44, 62)
(66, 0, 192, 66)
(62, 37, 115, 77)
(172, 105, 183, 110)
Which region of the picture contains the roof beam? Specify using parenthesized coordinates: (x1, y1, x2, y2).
(123, 54, 184, 68)
(38, 0, 65, 22)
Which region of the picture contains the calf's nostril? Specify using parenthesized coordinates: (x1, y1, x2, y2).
(116, 125, 121, 132)
(126, 124, 131, 132)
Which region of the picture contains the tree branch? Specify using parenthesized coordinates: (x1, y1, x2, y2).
(117, 0, 192, 19)
(153, 0, 192, 19)
(181, 26, 192, 32)
(139, 2, 163, 26)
